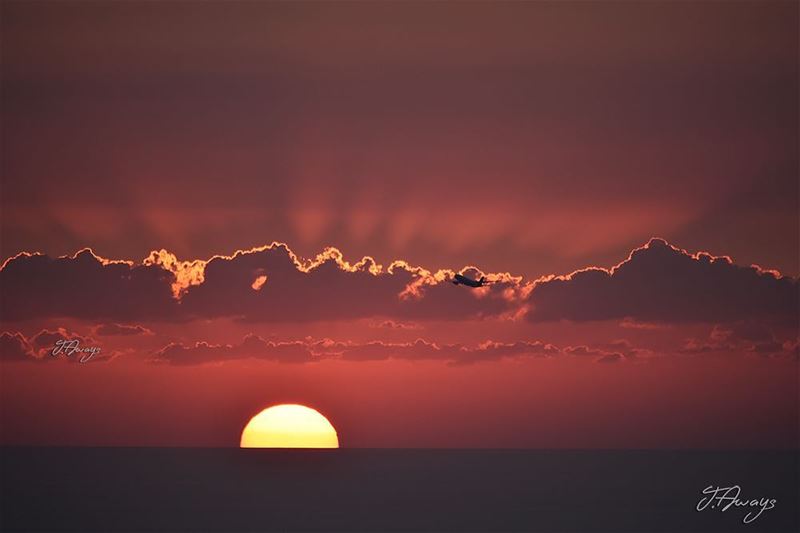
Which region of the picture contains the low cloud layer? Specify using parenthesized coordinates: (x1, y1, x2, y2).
(93, 323, 154, 336)
(0, 328, 110, 363)
(151, 336, 562, 366)
(680, 321, 798, 359)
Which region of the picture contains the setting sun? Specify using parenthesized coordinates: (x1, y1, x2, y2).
(240, 404, 339, 448)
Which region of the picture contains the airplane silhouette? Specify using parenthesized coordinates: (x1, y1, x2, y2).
(452, 273, 493, 288)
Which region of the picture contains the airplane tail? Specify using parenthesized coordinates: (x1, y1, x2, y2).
(479, 276, 485, 284)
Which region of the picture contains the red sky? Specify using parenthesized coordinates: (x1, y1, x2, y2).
(1, 1, 797, 448)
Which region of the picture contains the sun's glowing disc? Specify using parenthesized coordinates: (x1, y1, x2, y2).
(240, 404, 339, 448)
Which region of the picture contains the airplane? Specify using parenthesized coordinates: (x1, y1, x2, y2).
(452, 273, 494, 288)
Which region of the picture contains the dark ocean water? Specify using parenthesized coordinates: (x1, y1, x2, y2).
(1, 447, 797, 532)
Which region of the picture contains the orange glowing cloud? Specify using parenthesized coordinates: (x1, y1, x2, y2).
(251, 274, 268, 291)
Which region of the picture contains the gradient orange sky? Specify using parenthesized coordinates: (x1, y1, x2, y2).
(1, 1, 797, 448)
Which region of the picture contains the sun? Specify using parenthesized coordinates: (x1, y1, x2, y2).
(240, 404, 339, 448)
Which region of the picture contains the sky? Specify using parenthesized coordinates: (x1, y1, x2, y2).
(1, 1, 798, 449)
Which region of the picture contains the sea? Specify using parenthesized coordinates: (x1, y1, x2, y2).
(1, 448, 797, 532)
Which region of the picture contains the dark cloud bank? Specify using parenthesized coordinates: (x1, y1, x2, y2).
(1, 239, 796, 326)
